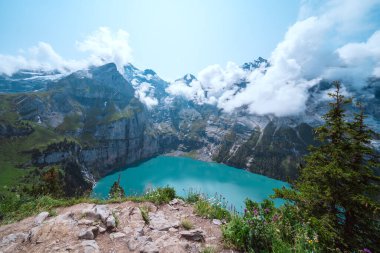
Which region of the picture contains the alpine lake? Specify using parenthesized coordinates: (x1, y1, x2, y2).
(92, 156, 288, 212)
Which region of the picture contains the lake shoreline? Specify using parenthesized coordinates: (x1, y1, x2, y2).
(92, 156, 288, 211)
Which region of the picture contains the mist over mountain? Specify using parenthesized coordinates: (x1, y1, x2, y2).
(1, 57, 379, 185)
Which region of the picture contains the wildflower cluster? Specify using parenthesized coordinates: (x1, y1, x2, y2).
(193, 193, 231, 221)
(222, 199, 322, 252)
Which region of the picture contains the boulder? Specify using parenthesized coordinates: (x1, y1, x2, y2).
(127, 239, 139, 251)
(78, 226, 98, 240)
(149, 211, 179, 231)
(93, 205, 110, 222)
(212, 219, 222, 225)
(81, 240, 100, 253)
(180, 229, 205, 242)
(106, 215, 116, 229)
(140, 241, 159, 253)
(34, 211, 49, 226)
(0, 232, 28, 250)
(109, 232, 126, 240)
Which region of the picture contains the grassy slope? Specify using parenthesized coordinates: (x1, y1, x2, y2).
(0, 124, 71, 192)
(0, 94, 72, 193)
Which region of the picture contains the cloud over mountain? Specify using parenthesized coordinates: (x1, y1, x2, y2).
(166, 0, 380, 116)
(0, 27, 132, 75)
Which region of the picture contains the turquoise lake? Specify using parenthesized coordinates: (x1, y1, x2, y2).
(92, 156, 288, 211)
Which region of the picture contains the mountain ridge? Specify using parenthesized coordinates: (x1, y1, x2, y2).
(0, 59, 379, 196)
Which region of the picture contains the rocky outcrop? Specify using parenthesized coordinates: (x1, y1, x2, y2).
(0, 200, 227, 253)
(0, 122, 33, 138)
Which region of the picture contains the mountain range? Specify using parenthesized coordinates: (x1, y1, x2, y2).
(0, 58, 379, 196)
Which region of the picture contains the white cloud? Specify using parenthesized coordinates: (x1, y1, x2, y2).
(135, 82, 158, 109)
(166, 79, 206, 103)
(166, 62, 246, 105)
(169, 0, 380, 117)
(0, 27, 132, 76)
(336, 30, 380, 79)
(76, 27, 132, 74)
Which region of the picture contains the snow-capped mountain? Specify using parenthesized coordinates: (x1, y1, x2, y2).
(0, 58, 378, 181)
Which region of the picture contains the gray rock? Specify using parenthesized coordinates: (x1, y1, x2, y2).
(106, 214, 116, 229)
(140, 241, 159, 253)
(0, 232, 28, 248)
(161, 245, 187, 253)
(82, 209, 98, 220)
(93, 205, 110, 222)
(81, 240, 100, 253)
(180, 229, 205, 242)
(78, 219, 94, 225)
(134, 227, 144, 236)
(212, 219, 222, 225)
(149, 211, 180, 231)
(34, 211, 49, 226)
(78, 226, 98, 240)
(109, 232, 126, 240)
(168, 227, 178, 233)
(169, 198, 185, 206)
(98, 226, 106, 233)
(137, 236, 153, 244)
(127, 239, 138, 251)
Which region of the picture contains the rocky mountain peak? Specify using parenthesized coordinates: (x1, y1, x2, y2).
(241, 57, 269, 71)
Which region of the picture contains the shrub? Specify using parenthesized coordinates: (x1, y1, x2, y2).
(144, 186, 176, 205)
(194, 196, 231, 221)
(181, 218, 193, 230)
(184, 188, 202, 203)
(222, 199, 322, 252)
(200, 246, 216, 253)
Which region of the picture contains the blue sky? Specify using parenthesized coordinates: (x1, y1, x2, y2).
(0, 0, 380, 116)
(0, 0, 300, 79)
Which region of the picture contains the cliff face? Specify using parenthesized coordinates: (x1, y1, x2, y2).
(1, 62, 378, 192)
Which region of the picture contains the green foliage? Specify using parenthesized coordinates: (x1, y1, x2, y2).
(0, 194, 85, 224)
(143, 186, 176, 205)
(29, 166, 65, 198)
(108, 175, 126, 199)
(56, 114, 82, 132)
(222, 199, 321, 253)
(139, 205, 150, 225)
(181, 218, 193, 230)
(200, 246, 216, 253)
(194, 194, 231, 221)
(184, 188, 202, 203)
(0, 186, 178, 224)
(275, 81, 380, 252)
(112, 211, 119, 227)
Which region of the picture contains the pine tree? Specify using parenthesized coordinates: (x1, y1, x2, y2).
(109, 174, 126, 199)
(343, 102, 380, 249)
(274, 81, 380, 251)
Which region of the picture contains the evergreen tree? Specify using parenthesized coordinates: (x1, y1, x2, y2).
(275, 81, 380, 252)
(109, 174, 126, 199)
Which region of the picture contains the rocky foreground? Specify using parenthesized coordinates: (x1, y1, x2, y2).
(0, 199, 235, 253)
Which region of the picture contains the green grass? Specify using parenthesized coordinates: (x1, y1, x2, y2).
(200, 247, 216, 253)
(181, 218, 193, 230)
(139, 205, 150, 225)
(56, 114, 82, 132)
(0, 186, 178, 225)
(194, 197, 231, 221)
(0, 123, 75, 190)
(0, 162, 30, 192)
(143, 186, 176, 205)
(104, 108, 135, 123)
